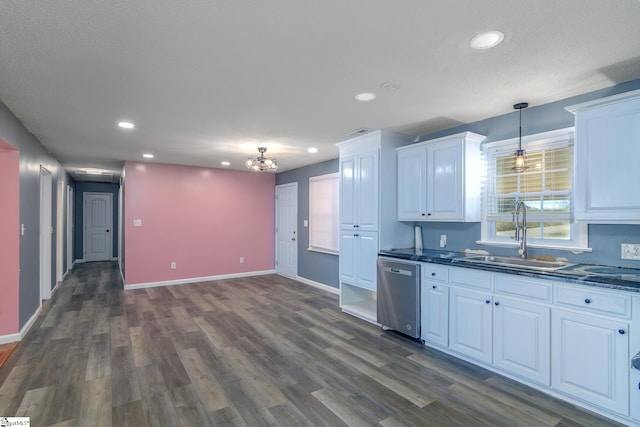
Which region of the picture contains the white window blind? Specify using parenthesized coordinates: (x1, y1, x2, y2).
(309, 172, 339, 254)
(481, 128, 588, 249)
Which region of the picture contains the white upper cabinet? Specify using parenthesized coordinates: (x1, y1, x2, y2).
(339, 149, 379, 231)
(566, 89, 640, 223)
(397, 132, 485, 221)
(397, 147, 427, 220)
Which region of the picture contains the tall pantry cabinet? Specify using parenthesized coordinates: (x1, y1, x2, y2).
(337, 130, 414, 322)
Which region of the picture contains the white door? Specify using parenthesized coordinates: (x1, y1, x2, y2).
(356, 231, 378, 290)
(84, 192, 113, 262)
(552, 309, 629, 415)
(397, 146, 427, 220)
(275, 183, 297, 278)
(339, 153, 357, 229)
(422, 283, 449, 347)
(40, 167, 53, 300)
(494, 297, 550, 385)
(427, 139, 463, 220)
(449, 287, 493, 363)
(356, 150, 379, 231)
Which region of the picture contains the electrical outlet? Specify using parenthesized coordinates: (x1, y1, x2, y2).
(240, 257, 244, 264)
(621, 243, 640, 260)
(170, 262, 177, 269)
(440, 234, 447, 248)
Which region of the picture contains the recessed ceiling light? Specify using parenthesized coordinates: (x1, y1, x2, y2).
(307, 147, 318, 154)
(470, 30, 505, 50)
(355, 92, 376, 102)
(142, 153, 154, 158)
(118, 121, 135, 129)
(221, 161, 230, 166)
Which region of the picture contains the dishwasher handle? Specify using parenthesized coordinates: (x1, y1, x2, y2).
(382, 266, 413, 277)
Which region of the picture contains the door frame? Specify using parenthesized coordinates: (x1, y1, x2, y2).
(66, 184, 74, 272)
(275, 182, 298, 278)
(83, 191, 113, 262)
(39, 166, 53, 300)
(56, 179, 64, 283)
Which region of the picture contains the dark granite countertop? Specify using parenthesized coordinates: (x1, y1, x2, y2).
(379, 248, 640, 293)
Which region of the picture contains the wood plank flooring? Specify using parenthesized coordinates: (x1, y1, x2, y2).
(0, 262, 625, 426)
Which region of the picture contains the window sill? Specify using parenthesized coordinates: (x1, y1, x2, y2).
(307, 247, 339, 256)
(475, 240, 593, 254)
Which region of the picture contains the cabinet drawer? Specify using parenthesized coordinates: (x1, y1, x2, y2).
(554, 285, 631, 318)
(494, 274, 552, 303)
(422, 263, 449, 283)
(449, 267, 492, 290)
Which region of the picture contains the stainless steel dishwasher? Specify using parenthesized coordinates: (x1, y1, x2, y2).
(377, 257, 420, 339)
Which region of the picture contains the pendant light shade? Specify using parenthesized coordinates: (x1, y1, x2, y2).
(246, 147, 278, 172)
(512, 102, 529, 173)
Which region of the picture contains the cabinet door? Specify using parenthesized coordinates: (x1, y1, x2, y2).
(397, 146, 427, 220)
(356, 231, 378, 290)
(339, 154, 357, 229)
(552, 309, 629, 415)
(574, 96, 640, 223)
(356, 150, 379, 231)
(426, 138, 464, 220)
(449, 287, 493, 363)
(421, 282, 449, 347)
(493, 297, 550, 385)
(339, 231, 357, 284)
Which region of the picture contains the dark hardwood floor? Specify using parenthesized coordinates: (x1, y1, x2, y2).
(0, 262, 625, 426)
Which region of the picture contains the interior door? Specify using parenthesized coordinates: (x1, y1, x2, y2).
(84, 192, 113, 262)
(276, 183, 297, 278)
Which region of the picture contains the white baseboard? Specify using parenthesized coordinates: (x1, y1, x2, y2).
(20, 305, 42, 340)
(124, 269, 277, 290)
(294, 276, 340, 295)
(0, 304, 43, 345)
(0, 332, 20, 345)
(119, 266, 125, 287)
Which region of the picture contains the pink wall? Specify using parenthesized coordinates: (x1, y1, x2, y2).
(124, 162, 276, 285)
(0, 141, 20, 336)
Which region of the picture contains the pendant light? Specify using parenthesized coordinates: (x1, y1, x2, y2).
(512, 102, 529, 172)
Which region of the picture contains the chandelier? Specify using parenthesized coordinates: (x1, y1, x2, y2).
(246, 147, 278, 172)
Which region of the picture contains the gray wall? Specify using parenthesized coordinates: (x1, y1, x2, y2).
(414, 78, 640, 268)
(0, 101, 74, 329)
(276, 158, 340, 288)
(75, 182, 120, 260)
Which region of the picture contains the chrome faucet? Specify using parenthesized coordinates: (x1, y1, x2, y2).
(514, 201, 527, 258)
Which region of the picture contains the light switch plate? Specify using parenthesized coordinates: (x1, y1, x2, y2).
(133, 219, 142, 227)
(621, 243, 640, 260)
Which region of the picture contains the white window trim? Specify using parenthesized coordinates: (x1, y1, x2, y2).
(308, 172, 340, 255)
(479, 127, 592, 252)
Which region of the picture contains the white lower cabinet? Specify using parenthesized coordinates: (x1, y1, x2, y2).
(552, 309, 629, 416)
(449, 287, 493, 364)
(421, 282, 449, 347)
(419, 263, 636, 424)
(339, 230, 378, 290)
(493, 296, 550, 385)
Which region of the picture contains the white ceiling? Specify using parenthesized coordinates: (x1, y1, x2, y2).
(1, 1, 640, 181)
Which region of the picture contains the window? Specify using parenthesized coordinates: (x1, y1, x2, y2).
(309, 172, 339, 254)
(481, 128, 588, 250)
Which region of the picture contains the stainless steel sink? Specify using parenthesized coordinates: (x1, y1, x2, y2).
(457, 255, 573, 271)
